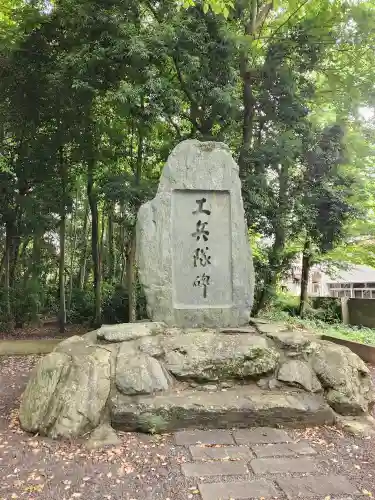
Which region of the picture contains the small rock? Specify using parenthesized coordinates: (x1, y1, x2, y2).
(198, 384, 218, 392)
(86, 424, 121, 450)
(97, 322, 166, 342)
(336, 415, 375, 437)
(257, 378, 269, 389)
(268, 378, 282, 390)
(266, 330, 312, 350)
(286, 351, 300, 358)
(116, 349, 171, 395)
(277, 360, 322, 393)
(220, 382, 233, 389)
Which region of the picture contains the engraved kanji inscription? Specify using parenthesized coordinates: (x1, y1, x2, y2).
(193, 273, 210, 298)
(192, 220, 209, 242)
(192, 197, 211, 215)
(193, 247, 211, 267)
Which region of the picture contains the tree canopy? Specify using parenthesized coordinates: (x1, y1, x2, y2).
(0, 0, 374, 328)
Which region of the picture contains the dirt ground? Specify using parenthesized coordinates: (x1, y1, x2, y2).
(1, 355, 375, 499)
(0, 323, 89, 341)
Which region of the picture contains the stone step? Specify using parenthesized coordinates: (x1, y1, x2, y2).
(250, 457, 318, 474)
(189, 445, 253, 461)
(110, 385, 335, 432)
(199, 479, 279, 500)
(252, 441, 316, 457)
(277, 475, 359, 499)
(175, 429, 234, 446)
(182, 460, 248, 477)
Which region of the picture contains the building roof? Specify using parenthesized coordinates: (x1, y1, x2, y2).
(326, 264, 375, 284)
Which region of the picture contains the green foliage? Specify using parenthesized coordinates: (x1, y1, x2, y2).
(0, 0, 375, 330)
(68, 283, 148, 325)
(310, 297, 342, 324)
(264, 290, 341, 324)
(67, 288, 95, 324)
(265, 311, 375, 347)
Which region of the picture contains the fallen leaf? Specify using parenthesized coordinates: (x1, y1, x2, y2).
(363, 490, 373, 498)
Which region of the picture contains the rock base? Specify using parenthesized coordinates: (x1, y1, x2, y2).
(111, 386, 335, 433)
(19, 321, 375, 441)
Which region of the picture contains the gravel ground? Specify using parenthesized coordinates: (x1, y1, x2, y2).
(1, 355, 375, 500)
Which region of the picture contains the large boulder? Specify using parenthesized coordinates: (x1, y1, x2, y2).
(116, 346, 172, 395)
(277, 360, 322, 393)
(20, 337, 111, 438)
(162, 330, 279, 381)
(311, 342, 374, 415)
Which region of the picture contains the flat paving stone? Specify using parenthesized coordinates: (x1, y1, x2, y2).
(175, 429, 234, 446)
(181, 461, 248, 477)
(234, 427, 291, 445)
(277, 475, 359, 499)
(190, 445, 253, 461)
(252, 441, 316, 457)
(199, 479, 279, 500)
(251, 457, 317, 474)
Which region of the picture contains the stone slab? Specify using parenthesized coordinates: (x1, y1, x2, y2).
(199, 479, 279, 500)
(136, 139, 254, 328)
(234, 427, 291, 445)
(175, 429, 234, 446)
(181, 460, 248, 477)
(250, 457, 317, 474)
(252, 441, 316, 457)
(111, 386, 336, 432)
(190, 445, 253, 461)
(97, 322, 165, 342)
(277, 475, 359, 499)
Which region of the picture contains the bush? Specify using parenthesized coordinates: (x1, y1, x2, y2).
(270, 291, 300, 316)
(68, 281, 148, 325)
(67, 287, 95, 324)
(310, 296, 342, 323)
(102, 282, 148, 324)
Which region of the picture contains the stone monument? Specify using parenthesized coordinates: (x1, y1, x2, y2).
(136, 139, 254, 327)
(18, 140, 375, 446)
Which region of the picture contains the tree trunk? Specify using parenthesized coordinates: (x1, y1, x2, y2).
(9, 225, 20, 288)
(126, 118, 143, 322)
(58, 150, 67, 333)
(0, 249, 6, 284)
(100, 208, 106, 278)
(4, 222, 12, 324)
(253, 163, 288, 314)
(67, 193, 79, 310)
(119, 202, 126, 285)
(59, 209, 67, 333)
(126, 232, 136, 322)
(87, 158, 101, 327)
(107, 205, 115, 283)
(299, 237, 312, 318)
(77, 200, 89, 290)
(238, 0, 273, 179)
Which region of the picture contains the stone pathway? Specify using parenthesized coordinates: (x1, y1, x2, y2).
(175, 428, 360, 499)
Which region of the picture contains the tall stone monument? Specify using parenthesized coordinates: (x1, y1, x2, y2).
(136, 139, 254, 327)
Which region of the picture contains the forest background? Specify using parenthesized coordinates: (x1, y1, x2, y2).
(1, 0, 375, 332)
